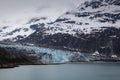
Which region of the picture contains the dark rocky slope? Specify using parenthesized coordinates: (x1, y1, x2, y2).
(0, 47, 41, 68)
(20, 27, 120, 57)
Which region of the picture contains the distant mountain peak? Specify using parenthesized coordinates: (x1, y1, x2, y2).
(0, 17, 51, 41)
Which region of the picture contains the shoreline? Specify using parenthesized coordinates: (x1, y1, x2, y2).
(1, 61, 120, 69)
(68, 61, 120, 64)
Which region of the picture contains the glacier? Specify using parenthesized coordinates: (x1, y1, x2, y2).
(0, 44, 87, 63)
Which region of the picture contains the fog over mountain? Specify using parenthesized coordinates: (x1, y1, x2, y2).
(0, 0, 86, 27)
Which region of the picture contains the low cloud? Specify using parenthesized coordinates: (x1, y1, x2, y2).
(0, 0, 86, 27)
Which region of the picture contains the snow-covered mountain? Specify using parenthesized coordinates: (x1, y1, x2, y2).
(1, 0, 120, 42)
(0, 17, 51, 41)
(43, 0, 120, 36)
(20, 0, 120, 56)
(24, 0, 120, 40)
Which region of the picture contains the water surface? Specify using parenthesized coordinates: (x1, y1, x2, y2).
(0, 63, 120, 80)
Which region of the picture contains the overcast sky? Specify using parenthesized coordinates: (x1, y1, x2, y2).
(0, 0, 86, 26)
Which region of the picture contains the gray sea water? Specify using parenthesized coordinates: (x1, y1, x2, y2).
(0, 63, 120, 80)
